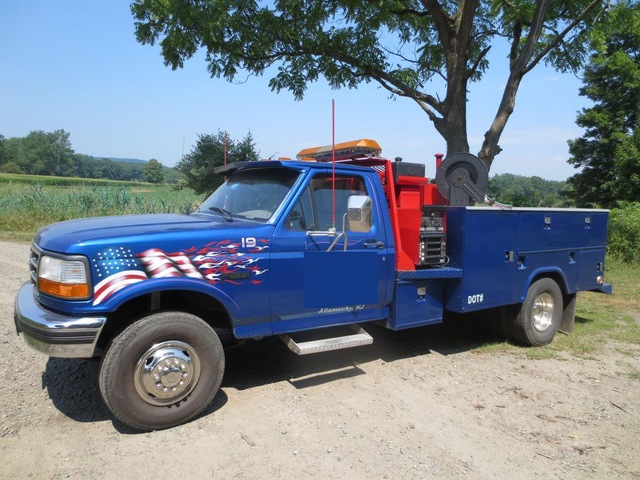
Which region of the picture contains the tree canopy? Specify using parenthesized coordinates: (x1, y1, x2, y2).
(176, 130, 259, 195)
(567, 1, 640, 208)
(131, 0, 607, 170)
(144, 158, 165, 183)
(3, 130, 75, 176)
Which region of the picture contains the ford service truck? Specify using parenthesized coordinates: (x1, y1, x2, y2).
(14, 139, 611, 431)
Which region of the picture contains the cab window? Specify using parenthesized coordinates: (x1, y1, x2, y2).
(286, 174, 368, 231)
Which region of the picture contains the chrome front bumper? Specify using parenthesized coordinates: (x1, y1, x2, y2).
(14, 283, 107, 358)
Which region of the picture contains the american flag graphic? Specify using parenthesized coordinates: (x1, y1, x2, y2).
(92, 247, 148, 305)
(92, 240, 269, 305)
(138, 248, 204, 279)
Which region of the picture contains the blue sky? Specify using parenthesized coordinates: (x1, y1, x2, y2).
(1, 2, 589, 181)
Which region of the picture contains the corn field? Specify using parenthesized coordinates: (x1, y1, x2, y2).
(0, 176, 202, 238)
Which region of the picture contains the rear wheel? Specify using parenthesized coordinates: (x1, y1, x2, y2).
(510, 278, 563, 346)
(99, 311, 225, 431)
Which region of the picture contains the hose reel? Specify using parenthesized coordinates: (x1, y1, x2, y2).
(435, 153, 489, 206)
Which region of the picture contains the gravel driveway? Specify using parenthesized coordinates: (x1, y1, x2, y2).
(1, 240, 638, 479)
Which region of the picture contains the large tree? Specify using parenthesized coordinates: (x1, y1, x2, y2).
(177, 131, 259, 195)
(6, 130, 75, 176)
(144, 158, 165, 183)
(131, 0, 606, 170)
(567, 0, 640, 208)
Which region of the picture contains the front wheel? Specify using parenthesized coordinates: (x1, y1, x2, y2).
(99, 311, 225, 431)
(510, 278, 563, 347)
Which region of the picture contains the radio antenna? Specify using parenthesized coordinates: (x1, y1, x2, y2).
(331, 99, 336, 229)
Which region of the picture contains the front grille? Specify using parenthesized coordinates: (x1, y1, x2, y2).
(29, 245, 41, 285)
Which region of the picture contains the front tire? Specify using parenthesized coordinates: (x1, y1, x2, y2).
(510, 278, 563, 346)
(99, 311, 225, 431)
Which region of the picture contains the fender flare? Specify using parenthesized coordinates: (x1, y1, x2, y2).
(518, 266, 571, 303)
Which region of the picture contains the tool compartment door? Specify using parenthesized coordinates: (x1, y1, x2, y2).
(444, 207, 519, 312)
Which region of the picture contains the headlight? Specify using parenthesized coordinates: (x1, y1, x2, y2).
(38, 255, 90, 300)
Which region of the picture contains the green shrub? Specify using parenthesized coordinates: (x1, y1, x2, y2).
(608, 202, 640, 263)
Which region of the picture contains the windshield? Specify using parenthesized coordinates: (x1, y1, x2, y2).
(200, 167, 301, 222)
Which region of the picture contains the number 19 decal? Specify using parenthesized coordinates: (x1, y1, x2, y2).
(241, 237, 256, 248)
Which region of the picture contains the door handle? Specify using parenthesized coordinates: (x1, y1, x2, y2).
(364, 240, 385, 249)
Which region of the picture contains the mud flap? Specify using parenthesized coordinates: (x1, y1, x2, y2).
(560, 293, 576, 334)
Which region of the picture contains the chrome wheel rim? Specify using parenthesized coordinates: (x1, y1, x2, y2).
(133, 341, 201, 406)
(532, 293, 555, 332)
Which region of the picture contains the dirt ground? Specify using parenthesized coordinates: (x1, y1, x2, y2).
(1, 239, 639, 479)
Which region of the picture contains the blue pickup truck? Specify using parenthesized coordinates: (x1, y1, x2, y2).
(14, 141, 611, 430)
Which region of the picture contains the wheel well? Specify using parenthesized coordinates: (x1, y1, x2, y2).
(96, 290, 232, 351)
(530, 271, 567, 296)
(529, 271, 576, 316)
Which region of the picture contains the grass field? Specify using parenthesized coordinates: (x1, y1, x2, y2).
(562, 259, 639, 355)
(469, 258, 639, 368)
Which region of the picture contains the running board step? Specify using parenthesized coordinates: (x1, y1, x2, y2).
(280, 325, 373, 355)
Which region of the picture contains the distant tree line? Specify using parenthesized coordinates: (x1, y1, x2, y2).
(1, 129, 576, 206)
(488, 174, 571, 208)
(0, 130, 176, 183)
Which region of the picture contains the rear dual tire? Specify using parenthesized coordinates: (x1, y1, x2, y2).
(509, 278, 563, 346)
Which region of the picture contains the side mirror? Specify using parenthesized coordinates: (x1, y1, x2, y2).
(347, 195, 372, 233)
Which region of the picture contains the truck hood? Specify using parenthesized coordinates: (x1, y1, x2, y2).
(34, 213, 256, 253)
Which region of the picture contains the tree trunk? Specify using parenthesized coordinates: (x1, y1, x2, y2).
(438, 12, 473, 157)
(431, 0, 480, 159)
(440, 91, 470, 156)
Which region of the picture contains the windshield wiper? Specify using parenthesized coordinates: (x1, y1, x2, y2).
(209, 207, 234, 222)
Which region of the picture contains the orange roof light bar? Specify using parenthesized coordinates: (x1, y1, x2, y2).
(296, 139, 382, 162)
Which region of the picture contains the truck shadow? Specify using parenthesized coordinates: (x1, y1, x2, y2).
(42, 358, 113, 427)
(223, 315, 505, 391)
(41, 357, 230, 434)
(41, 314, 506, 432)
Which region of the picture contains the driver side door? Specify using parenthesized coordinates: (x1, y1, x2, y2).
(269, 171, 392, 334)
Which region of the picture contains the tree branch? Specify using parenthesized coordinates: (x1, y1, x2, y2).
(513, 0, 551, 73)
(363, 0, 430, 18)
(420, 0, 454, 48)
(327, 50, 445, 114)
(467, 45, 491, 80)
(381, 44, 447, 83)
(522, 0, 607, 75)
